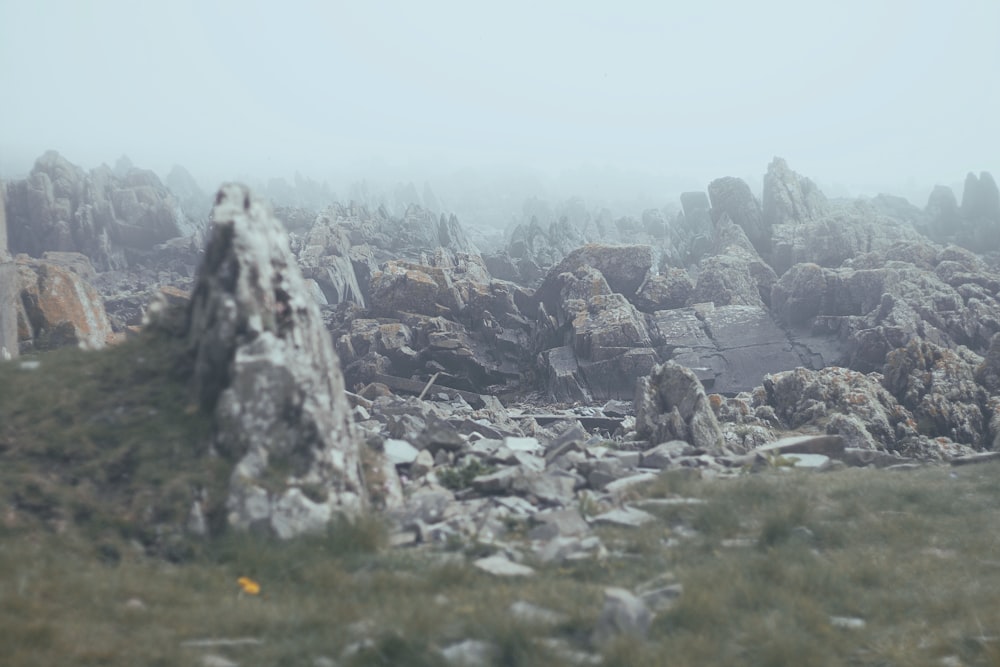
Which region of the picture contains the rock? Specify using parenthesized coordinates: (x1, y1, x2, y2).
(592, 587, 652, 645)
(187, 184, 365, 538)
(691, 218, 776, 308)
(640, 440, 694, 468)
(383, 438, 420, 466)
(528, 508, 591, 540)
(590, 506, 656, 528)
(757, 434, 846, 457)
(762, 157, 830, 228)
(634, 362, 725, 453)
(442, 639, 494, 666)
(632, 269, 693, 313)
(6, 151, 197, 271)
(708, 176, 769, 257)
(0, 183, 17, 359)
(882, 339, 988, 446)
(15, 254, 114, 351)
(770, 205, 921, 275)
(534, 244, 653, 313)
(673, 304, 806, 395)
(472, 554, 535, 577)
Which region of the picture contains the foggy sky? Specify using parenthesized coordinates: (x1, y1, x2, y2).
(1, 0, 998, 202)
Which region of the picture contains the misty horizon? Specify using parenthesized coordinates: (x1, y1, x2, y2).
(2, 1, 998, 211)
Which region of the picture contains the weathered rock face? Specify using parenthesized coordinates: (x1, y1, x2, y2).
(186, 184, 365, 538)
(770, 242, 1000, 371)
(634, 362, 724, 453)
(534, 244, 653, 314)
(165, 164, 212, 225)
(762, 157, 829, 228)
(691, 219, 777, 308)
(882, 339, 988, 446)
(15, 253, 113, 351)
(961, 171, 1000, 224)
(5, 151, 198, 271)
(0, 182, 17, 359)
(707, 177, 769, 258)
(769, 204, 921, 276)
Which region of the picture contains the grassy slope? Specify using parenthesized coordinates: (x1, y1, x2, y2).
(3, 342, 1000, 666)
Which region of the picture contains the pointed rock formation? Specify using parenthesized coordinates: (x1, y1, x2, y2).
(0, 182, 17, 359)
(187, 184, 365, 538)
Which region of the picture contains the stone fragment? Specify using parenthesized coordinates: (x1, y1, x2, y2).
(592, 587, 652, 645)
(473, 554, 535, 577)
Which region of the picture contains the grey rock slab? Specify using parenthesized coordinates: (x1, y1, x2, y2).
(640, 440, 695, 468)
(758, 434, 846, 457)
(951, 451, 1000, 466)
(473, 555, 536, 577)
(592, 587, 652, 645)
(472, 467, 521, 494)
(783, 453, 831, 468)
(383, 438, 419, 466)
(632, 497, 706, 509)
(503, 436, 544, 454)
(591, 506, 657, 528)
(528, 508, 591, 539)
(442, 639, 495, 666)
(604, 472, 658, 496)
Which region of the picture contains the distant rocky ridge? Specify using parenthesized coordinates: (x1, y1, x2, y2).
(5, 152, 1000, 541)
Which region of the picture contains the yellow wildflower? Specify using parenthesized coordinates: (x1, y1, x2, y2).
(237, 576, 261, 595)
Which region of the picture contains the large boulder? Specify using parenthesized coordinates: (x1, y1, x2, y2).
(707, 177, 769, 257)
(15, 253, 113, 351)
(533, 244, 653, 314)
(690, 218, 777, 308)
(186, 184, 366, 538)
(634, 362, 725, 453)
(762, 157, 829, 228)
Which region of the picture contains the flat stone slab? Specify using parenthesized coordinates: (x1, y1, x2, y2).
(383, 438, 420, 466)
(473, 555, 535, 577)
(604, 472, 658, 495)
(951, 451, 1000, 466)
(758, 434, 845, 456)
(591, 506, 657, 528)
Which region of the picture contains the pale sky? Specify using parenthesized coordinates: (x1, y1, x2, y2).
(1, 0, 998, 201)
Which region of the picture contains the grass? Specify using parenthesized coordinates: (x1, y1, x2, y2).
(4, 342, 1000, 665)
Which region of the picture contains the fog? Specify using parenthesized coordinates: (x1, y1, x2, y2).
(1, 0, 998, 209)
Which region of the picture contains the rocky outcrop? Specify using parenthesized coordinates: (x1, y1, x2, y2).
(770, 203, 922, 276)
(921, 174, 1000, 251)
(533, 244, 652, 315)
(0, 183, 16, 360)
(5, 151, 199, 271)
(186, 184, 366, 538)
(762, 157, 829, 228)
(634, 362, 724, 453)
(771, 242, 1000, 371)
(165, 164, 212, 225)
(707, 177, 769, 258)
(15, 253, 113, 351)
(690, 219, 776, 308)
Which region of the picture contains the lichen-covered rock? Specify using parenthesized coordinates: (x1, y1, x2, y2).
(763, 366, 917, 452)
(534, 244, 653, 314)
(632, 268, 693, 313)
(368, 260, 465, 317)
(762, 157, 830, 228)
(691, 218, 777, 308)
(882, 339, 988, 446)
(187, 184, 365, 538)
(15, 254, 113, 351)
(635, 362, 725, 453)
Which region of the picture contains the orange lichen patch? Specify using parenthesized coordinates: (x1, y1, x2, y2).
(237, 577, 261, 595)
(708, 393, 724, 410)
